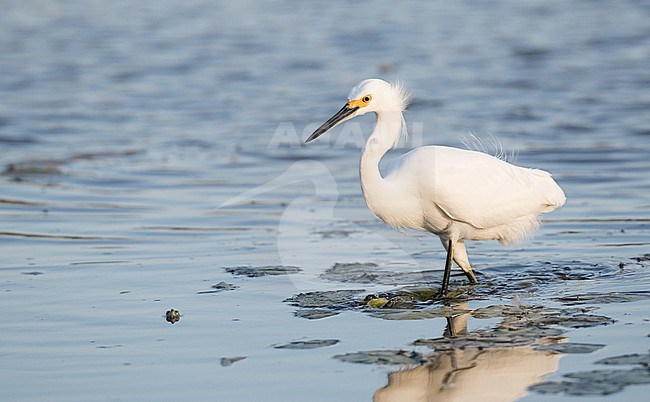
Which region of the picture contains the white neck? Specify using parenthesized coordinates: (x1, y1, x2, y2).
(359, 111, 403, 210)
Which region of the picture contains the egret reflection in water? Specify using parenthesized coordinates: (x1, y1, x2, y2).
(374, 305, 564, 402)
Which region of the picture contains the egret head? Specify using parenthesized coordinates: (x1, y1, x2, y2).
(305, 79, 410, 143)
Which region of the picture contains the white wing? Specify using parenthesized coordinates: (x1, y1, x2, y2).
(386, 146, 565, 230)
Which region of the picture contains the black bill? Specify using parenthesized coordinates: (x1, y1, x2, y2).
(305, 104, 358, 143)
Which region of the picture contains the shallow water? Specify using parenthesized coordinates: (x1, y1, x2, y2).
(1, 1, 649, 401)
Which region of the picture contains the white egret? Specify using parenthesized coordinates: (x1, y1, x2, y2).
(305, 79, 565, 295)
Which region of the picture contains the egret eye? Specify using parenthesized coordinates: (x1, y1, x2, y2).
(362, 95, 372, 103)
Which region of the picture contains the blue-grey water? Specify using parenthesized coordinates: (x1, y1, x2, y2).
(1, 1, 649, 401)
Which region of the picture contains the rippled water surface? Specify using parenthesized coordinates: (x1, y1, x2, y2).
(1, 1, 649, 401)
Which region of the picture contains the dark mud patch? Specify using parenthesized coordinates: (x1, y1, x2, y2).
(554, 291, 650, 305)
(362, 288, 454, 314)
(530, 349, 650, 396)
(632, 254, 650, 262)
(2, 150, 143, 179)
(321, 262, 439, 285)
(285, 280, 621, 326)
(413, 305, 613, 352)
(197, 281, 238, 294)
(285, 289, 365, 308)
(368, 305, 468, 321)
(285, 289, 365, 319)
(566, 368, 650, 384)
(293, 309, 340, 320)
(480, 261, 621, 294)
(534, 343, 606, 354)
(274, 339, 339, 350)
(220, 356, 246, 367)
(597, 353, 650, 366)
(3, 161, 62, 176)
(334, 350, 425, 365)
(317, 260, 620, 302)
(530, 367, 650, 396)
(225, 265, 301, 278)
(287, 287, 450, 321)
(529, 380, 624, 396)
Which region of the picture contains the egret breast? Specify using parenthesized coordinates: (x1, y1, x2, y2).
(362, 179, 427, 231)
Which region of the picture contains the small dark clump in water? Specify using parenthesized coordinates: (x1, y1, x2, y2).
(334, 350, 424, 365)
(220, 356, 246, 366)
(197, 281, 238, 294)
(165, 309, 180, 324)
(633, 254, 650, 262)
(225, 265, 301, 277)
(274, 339, 339, 349)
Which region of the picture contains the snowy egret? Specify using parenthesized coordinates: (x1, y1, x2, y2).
(305, 79, 565, 295)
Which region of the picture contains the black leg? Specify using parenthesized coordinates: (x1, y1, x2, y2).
(439, 239, 453, 297)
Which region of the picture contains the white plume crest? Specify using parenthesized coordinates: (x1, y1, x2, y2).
(390, 80, 412, 112)
(461, 132, 518, 163)
(388, 80, 411, 148)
